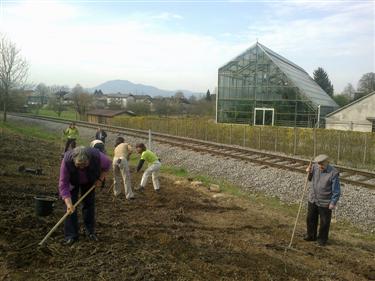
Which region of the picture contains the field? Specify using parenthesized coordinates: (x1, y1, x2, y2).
(0, 121, 374, 281)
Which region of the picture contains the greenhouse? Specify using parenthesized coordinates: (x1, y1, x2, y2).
(216, 42, 338, 127)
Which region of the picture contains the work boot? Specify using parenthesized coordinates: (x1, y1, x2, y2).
(303, 235, 317, 242)
(88, 233, 99, 242)
(64, 238, 78, 246)
(317, 239, 327, 246)
(135, 185, 144, 192)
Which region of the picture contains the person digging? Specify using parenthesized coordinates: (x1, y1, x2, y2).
(134, 143, 161, 193)
(59, 146, 111, 246)
(304, 154, 341, 246)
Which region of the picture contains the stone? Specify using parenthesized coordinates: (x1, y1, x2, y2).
(191, 181, 203, 187)
(209, 184, 221, 193)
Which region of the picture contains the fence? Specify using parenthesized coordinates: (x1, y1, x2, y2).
(110, 116, 375, 170)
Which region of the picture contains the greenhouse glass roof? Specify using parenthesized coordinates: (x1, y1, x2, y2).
(220, 42, 338, 108)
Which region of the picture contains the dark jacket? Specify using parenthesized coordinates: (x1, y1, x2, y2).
(64, 148, 101, 187)
(95, 130, 107, 143)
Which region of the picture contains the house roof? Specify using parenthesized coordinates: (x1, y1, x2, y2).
(326, 91, 375, 117)
(219, 42, 338, 109)
(86, 109, 129, 117)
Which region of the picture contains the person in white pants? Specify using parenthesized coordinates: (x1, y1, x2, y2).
(135, 143, 161, 193)
(113, 137, 134, 200)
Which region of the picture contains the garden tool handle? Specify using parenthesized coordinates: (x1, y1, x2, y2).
(38, 184, 96, 246)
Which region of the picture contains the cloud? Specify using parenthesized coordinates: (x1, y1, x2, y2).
(151, 12, 184, 21)
(0, 1, 232, 91)
(0, 0, 373, 92)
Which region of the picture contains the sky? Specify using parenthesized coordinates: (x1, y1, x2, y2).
(0, 0, 374, 93)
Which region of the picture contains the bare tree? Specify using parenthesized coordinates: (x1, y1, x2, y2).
(34, 83, 49, 114)
(48, 85, 69, 117)
(0, 35, 29, 122)
(358, 72, 375, 95)
(71, 84, 92, 120)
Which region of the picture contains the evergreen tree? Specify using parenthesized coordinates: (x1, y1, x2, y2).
(205, 89, 211, 101)
(313, 67, 334, 97)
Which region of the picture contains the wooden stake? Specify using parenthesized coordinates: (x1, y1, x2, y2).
(288, 161, 312, 249)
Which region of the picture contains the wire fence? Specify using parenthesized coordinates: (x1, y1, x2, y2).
(110, 116, 375, 170)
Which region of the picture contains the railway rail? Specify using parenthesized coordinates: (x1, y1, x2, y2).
(11, 113, 375, 190)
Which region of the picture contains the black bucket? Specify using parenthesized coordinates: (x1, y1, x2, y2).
(34, 196, 57, 217)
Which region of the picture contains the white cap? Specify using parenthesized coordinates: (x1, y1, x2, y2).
(314, 154, 329, 163)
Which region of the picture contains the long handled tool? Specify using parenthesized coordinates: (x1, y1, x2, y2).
(287, 160, 312, 249)
(38, 184, 96, 246)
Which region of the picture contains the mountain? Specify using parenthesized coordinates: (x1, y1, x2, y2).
(91, 80, 200, 97)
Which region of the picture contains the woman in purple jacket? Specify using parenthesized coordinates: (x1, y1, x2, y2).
(59, 146, 111, 245)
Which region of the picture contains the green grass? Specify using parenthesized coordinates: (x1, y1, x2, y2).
(0, 120, 60, 141)
(32, 108, 77, 120)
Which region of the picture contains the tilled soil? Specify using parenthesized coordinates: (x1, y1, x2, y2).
(0, 128, 374, 281)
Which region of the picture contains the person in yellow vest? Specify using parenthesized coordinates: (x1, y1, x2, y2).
(113, 137, 134, 199)
(63, 122, 79, 152)
(135, 143, 161, 193)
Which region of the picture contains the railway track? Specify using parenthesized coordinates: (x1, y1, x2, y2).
(12, 113, 375, 190)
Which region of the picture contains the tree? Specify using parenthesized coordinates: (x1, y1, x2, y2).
(34, 83, 49, 114)
(341, 83, 355, 100)
(332, 94, 351, 107)
(357, 72, 375, 95)
(313, 67, 334, 97)
(205, 89, 211, 101)
(48, 86, 69, 117)
(0, 35, 29, 122)
(127, 101, 151, 115)
(71, 84, 92, 120)
(174, 91, 185, 100)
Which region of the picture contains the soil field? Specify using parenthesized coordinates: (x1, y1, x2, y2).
(0, 128, 374, 281)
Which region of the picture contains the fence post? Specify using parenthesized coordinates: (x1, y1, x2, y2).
(243, 126, 246, 147)
(313, 128, 317, 158)
(363, 134, 368, 164)
(185, 119, 188, 137)
(205, 122, 208, 141)
(293, 127, 297, 155)
(274, 127, 278, 152)
(258, 127, 261, 150)
(148, 129, 152, 150)
(337, 132, 341, 164)
(216, 124, 219, 143)
(229, 125, 232, 145)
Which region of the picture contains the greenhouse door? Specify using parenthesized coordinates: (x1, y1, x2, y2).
(254, 108, 274, 126)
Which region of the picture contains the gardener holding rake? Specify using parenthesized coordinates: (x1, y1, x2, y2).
(59, 146, 111, 245)
(304, 154, 341, 246)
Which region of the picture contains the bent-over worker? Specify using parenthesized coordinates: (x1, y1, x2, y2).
(135, 143, 161, 193)
(59, 146, 111, 245)
(113, 137, 134, 199)
(305, 154, 341, 246)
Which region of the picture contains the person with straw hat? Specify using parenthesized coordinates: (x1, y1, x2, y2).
(304, 154, 341, 246)
(59, 146, 111, 245)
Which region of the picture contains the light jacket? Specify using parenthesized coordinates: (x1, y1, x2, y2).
(64, 127, 79, 139)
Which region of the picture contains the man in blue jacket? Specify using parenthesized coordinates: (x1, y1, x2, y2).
(305, 154, 341, 246)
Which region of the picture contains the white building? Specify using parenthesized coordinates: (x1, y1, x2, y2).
(105, 93, 135, 108)
(325, 91, 375, 132)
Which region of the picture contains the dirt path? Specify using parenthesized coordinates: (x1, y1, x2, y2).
(0, 127, 374, 281)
